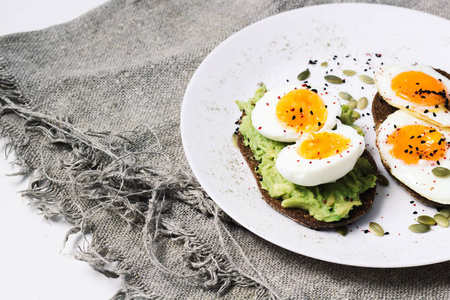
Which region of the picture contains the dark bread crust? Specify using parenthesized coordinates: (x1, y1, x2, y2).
(372, 68, 450, 208)
(237, 129, 377, 230)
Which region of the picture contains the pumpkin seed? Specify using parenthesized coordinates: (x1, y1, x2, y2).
(297, 69, 310, 81)
(359, 74, 374, 84)
(438, 208, 450, 218)
(434, 214, 449, 228)
(324, 75, 343, 84)
(321, 62, 328, 67)
(416, 215, 436, 226)
(342, 69, 356, 76)
(431, 166, 450, 177)
(351, 110, 360, 120)
(376, 174, 389, 186)
(369, 222, 385, 237)
(347, 99, 357, 109)
(357, 97, 368, 110)
(408, 224, 431, 233)
(336, 225, 348, 236)
(339, 91, 353, 101)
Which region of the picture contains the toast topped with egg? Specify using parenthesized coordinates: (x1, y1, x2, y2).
(235, 84, 378, 229)
(372, 66, 450, 208)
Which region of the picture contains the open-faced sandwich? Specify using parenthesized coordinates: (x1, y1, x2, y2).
(235, 83, 378, 229)
(372, 64, 450, 208)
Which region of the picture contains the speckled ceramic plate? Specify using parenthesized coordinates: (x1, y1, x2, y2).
(181, 3, 450, 268)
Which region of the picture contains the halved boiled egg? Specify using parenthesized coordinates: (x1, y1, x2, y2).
(275, 122, 365, 186)
(251, 84, 341, 142)
(376, 109, 450, 205)
(374, 64, 450, 127)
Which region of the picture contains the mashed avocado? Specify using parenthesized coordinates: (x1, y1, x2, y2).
(236, 84, 377, 222)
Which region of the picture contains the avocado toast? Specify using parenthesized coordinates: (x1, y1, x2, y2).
(235, 84, 378, 229)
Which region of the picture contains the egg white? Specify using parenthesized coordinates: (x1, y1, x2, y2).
(374, 64, 450, 127)
(275, 123, 365, 186)
(251, 84, 341, 142)
(376, 110, 450, 205)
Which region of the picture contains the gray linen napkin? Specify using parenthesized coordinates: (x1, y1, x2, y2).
(1, 0, 449, 299)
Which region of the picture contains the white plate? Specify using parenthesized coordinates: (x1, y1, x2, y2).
(181, 3, 450, 268)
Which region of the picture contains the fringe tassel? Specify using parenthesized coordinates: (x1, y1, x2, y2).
(0, 56, 278, 299)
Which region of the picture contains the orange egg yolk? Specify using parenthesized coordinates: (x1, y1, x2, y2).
(298, 132, 351, 160)
(387, 124, 446, 164)
(276, 89, 327, 134)
(391, 71, 447, 106)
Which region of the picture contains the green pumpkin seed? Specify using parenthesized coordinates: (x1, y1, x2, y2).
(324, 75, 343, 84)
(351, 110, 360, 120)
(339, 91, 353, 101)
(416, 215, 436, 226)
(297, 69, 310, 81)
(347, 99, 357, 109)
(342, 69, 356, 76)
(357, 97, 368, 110)
(431, 167, 450, 177)
(321, 62, 328, 67)
(336, 225, 348, 236)
(376, 174, 389, 186)
(434, 214, 449, 228)
(408, 224, 431, 233)
(369, 222, 385, 237)
(438, 208, 450, 218)
(359, 74, 374, 84)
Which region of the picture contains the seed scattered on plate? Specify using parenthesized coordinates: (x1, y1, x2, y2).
(416, 215, 436, 226)
(297, 69, 310, 81)
(357, 97, 368, 110)
(348, 99, 357, 109)
(369, 222, 385, 237)
(342, 69, 356, 76)
(358, 74, 374, 84)
(324, 75, 343, 84)
(434, 214, 449, 227)
(408, 224, 431, 233)
(438, 208, 450, 218)
(431, 166, 450, 177)
(351, 110, 360, 120)
(339, 91, 353, 101)
(336, 225, 348, 236)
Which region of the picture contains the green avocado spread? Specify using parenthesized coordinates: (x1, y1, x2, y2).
(236, 84, 377, 222)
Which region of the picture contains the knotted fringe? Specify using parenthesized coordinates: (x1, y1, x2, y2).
(0, 57, 281, 299)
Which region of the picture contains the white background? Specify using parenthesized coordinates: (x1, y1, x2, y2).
(0, 0, 123, 299)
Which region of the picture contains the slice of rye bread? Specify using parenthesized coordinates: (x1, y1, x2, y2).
(372, 68, 450, 208)
(236, 129, 378, 230)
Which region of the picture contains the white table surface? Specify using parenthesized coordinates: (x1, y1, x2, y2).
(0, 0, 123, 299)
